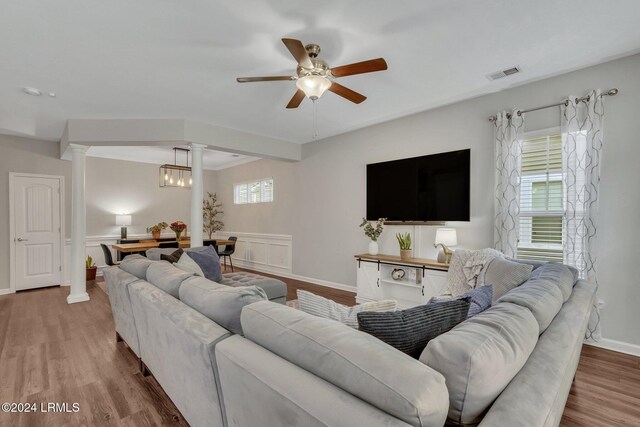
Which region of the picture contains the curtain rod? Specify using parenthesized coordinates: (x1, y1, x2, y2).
(488, 88, 619, 122)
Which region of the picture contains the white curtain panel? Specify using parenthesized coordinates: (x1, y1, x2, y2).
(561, 89, 604, 340)
(494, 109, 525, 258)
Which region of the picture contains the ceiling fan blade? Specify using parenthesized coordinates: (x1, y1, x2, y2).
(331, 58, 388, 78)
(286, 90, 306, 109)
(282, 38, 314, 69)
(328, 82, 367, 104)
(236, 76, 293, 83)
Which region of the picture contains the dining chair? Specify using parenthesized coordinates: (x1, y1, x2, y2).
(218, 236, 237, 272)
(101, 244, 118, 266)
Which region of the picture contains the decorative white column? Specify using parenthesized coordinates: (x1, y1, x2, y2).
(67, 144, 90, 304)
(190, 143, 206, 248)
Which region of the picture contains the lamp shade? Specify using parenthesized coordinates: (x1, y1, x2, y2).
(296, 75, 331, 100)
(115, 214, 132, 226)
(435, 228, 457, 246)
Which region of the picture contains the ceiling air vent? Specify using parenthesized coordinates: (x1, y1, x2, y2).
(486, 66, 521, 81)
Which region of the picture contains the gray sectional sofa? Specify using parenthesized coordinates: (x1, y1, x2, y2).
(105, 255, 596, 427)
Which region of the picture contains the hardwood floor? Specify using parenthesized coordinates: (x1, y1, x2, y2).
(0, 269, 638, 426)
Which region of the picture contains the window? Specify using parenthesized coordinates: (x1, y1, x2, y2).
(234, 178, 274, 204)
(517, 132, 564, 263)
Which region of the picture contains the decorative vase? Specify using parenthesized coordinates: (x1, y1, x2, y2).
(175, 231, 182, 241)
(368, 240, 379, 255)
(400, 249, 412, 260)
(152, 231, 161, 239)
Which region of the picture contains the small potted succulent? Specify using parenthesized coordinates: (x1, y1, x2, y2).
(86, 255, 97, 281)
(359, 218, 386, 255)
(396, 232, 412, 260)
(146, 222, 168, 239)
(170, 221, 187, 241)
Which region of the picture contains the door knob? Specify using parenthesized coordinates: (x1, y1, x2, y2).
(16, 237, 28, 242)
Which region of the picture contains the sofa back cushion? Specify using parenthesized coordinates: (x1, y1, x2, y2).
(498, 274, 564, 333)
(179, 276, 267, 335)
(146, 261, 193, 298)
(419, 302, 539, 425)
(241, 301, 450, 427)
(146, 247, 181, 261)
(120, 254, 154, 280)
(528, 263, 578, 302)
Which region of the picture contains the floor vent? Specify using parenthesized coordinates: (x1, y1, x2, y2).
(487, 66, 521, 81)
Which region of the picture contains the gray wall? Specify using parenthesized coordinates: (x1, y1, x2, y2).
(213, 53, 640, 347)
(0, 134, 215, 290)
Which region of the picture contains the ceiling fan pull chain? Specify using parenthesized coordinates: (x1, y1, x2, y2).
(312, 99, 319, 139)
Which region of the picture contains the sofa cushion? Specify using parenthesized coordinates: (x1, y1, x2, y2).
(527, 263, 578, 302)
(479, 257, 533, 302)
(430, 285, 493, 319)
(220, 272, 287, 301)
(186, 246, 223, 282)
(242, 301, 450, 427)
(419, 302, 539, 425)
(179, 276, 267, 335)
(498, 274, 564, 333)
(146, 261, 193, 298)
(119, 254, 154, 279)
(297, 290, 396, 328)
(357, 298, 471, 358)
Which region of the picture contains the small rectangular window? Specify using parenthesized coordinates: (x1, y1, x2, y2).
(234, 178, 273, 205)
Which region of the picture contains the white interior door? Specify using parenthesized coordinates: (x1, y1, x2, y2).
(12, 175, 63, 291)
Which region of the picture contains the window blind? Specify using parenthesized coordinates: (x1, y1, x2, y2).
(517, 134, 564, 262)
(234, 178, 273, 204)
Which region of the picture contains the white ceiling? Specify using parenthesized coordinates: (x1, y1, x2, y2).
(1, 0, 640, 144)
(86, 145, 257, 171)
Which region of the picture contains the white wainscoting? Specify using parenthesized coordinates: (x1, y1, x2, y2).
(213, 232, 292, 275)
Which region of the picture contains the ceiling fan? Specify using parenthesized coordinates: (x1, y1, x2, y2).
(236, 38, 387, 109)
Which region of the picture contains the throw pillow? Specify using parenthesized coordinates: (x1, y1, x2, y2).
(186, 245, 223, 283)
(175, 252, 205, 277)
(430, 285, 493, 318)
(357, 298, 471, 358)
(297, 290, 397, 328)
(478, 257, 533, 302)
(160, 248, 183, 264)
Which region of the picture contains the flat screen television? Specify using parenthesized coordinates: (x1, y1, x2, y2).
(366, 149, 470, 222)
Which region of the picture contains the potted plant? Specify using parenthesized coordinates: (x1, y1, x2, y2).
(359, 218, 386, 255)
(170, 221, 187, 241)
(396, 232, 412, 260)
(203, 192, 224, 239)
(86, 255, 97, 281)
(146, 222, 168, 239)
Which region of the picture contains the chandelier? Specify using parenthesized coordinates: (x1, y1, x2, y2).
(159, 147, 192, 188)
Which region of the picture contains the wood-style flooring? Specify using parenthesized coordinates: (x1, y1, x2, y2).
(0, 268, 637, 426)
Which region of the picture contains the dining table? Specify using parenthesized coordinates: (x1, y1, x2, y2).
(112, 238, 236, 256)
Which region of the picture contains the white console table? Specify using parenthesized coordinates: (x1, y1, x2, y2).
(355, 254, 449, 309)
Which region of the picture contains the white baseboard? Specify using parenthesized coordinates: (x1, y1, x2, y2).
(585, 338, 640, 357)
(0, 288, 15, 296)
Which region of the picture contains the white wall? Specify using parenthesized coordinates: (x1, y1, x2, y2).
(0, 134, 215, 290)
(213, 53, 640, 350)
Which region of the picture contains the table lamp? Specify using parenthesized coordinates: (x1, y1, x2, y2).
(116, 214, 132, 240)
(434, 228, 457, 264)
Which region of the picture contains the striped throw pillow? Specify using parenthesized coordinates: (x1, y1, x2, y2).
(357, 298, 471, 358)
(297, 290, 396, 328)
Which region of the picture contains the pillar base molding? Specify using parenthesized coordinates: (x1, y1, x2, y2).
(67, 292, 90, 304)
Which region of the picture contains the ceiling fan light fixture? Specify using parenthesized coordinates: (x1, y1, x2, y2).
(296, 75, 331, 100)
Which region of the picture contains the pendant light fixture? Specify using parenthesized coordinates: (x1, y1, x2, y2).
(159, 147, 192, 188)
